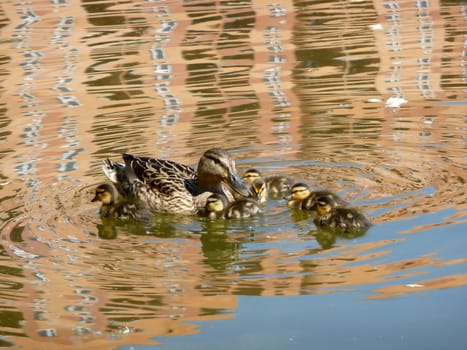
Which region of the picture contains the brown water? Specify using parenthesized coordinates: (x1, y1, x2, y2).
(0, 0, 466, 349)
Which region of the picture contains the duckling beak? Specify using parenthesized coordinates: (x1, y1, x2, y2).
(283, 194, 292, 201)
(226, 173, 251, 198)
(91, 195, 99, 202)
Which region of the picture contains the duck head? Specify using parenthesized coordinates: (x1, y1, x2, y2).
(197, 148, 251, 201)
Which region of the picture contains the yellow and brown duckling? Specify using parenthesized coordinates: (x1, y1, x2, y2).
(200, 193, 262, 219)
(242, 168, 293, 197)
(286, 182, 349, 210)
(310, 195, 372, 232)
(250, 178, 268, 204)
(91, 183, 151, 220)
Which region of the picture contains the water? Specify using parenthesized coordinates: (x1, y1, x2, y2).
(0, 0, 466, 349)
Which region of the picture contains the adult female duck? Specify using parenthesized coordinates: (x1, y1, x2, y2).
(101, 148, 251, 215)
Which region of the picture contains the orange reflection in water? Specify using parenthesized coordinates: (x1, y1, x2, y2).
(0, 0, 465, 348)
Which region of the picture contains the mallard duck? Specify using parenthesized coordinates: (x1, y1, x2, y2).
(309, 195, 372, 231)
(242, 168, 292, 197)
(200, 193, 261, 219)
(102, 148, 251, 215)
(91, 183, 151, 219)
(285, 183, 349, 210)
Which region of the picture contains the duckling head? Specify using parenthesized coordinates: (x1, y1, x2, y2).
(242, 168, 262, 184)
(91, 184, 116, 205)
(197, 148, 251, 201)
(311, 196, 334, 216)
(287, 183, 311, 200)
(204, 193, 228, 218)
(250, 179, 267, 203)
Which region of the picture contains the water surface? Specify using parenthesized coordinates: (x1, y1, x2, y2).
(0, 0, 466, 349)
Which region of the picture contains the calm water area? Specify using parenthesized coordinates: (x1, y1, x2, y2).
(0, 0, 466, 349)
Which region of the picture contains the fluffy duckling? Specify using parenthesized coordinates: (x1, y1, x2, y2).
(201, 193, 261, 219)
(286, 183, 349, 210)
(91, 183, 151, 220)
(310, 195, 372, 232)
(226, 198, 262, 219)
(242, 168, 292, 197)
(250, 179, 268, 204)
(201, 193, 227, 219)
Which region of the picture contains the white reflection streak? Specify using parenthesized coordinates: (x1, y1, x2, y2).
(57, 116, 83, 177)
(383, 1, 407, 109)
(262, 4, 292, 150)
(416, 1, 435, 99)
(149, 1, 180, 148)
(13, 4, 45, 184)
(51, 15, 81, 108)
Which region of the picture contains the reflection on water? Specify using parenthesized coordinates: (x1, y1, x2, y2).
(0, 0, 466, 348)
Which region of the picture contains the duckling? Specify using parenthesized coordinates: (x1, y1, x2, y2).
(242, 168, 293, 197)
(102, 148, 251, 215)
(286, 183, 349, 210)
(201, 193, 261, 219)
(250, 178, 268, 204)
(91, 183, 151, 220)
(310, 195, 372, 232)
(200, 193, 227, 219)
(225, 198, 262, 219)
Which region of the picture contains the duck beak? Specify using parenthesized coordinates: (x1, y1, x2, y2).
(227, 173, 251, 198)
(284, 194, 292, 200)
(91, 195, 98, 202)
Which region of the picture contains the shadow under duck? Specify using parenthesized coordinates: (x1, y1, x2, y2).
(102, 148, 251, 215)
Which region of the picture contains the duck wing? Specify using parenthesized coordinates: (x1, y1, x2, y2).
(122, 153, 198, 196)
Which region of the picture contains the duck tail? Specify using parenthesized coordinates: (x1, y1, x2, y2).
(122, 153, 137, 182)
(102, 158, 119, 184)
